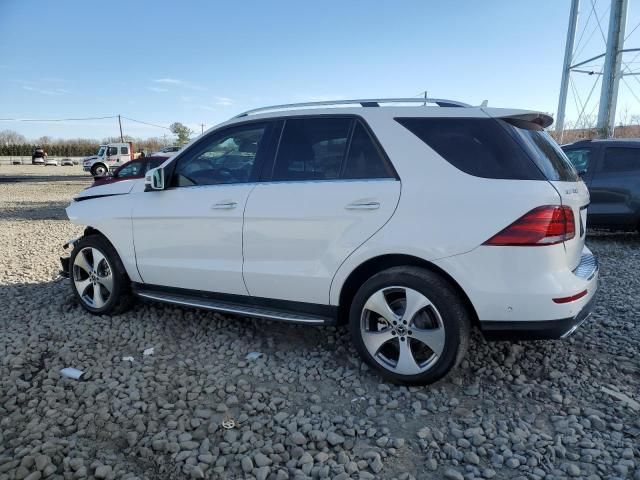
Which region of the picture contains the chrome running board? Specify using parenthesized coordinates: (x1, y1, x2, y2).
(133, 287, 333, 325)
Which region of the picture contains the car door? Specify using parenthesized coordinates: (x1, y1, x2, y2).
(132, 121, 275, 294)
(242, 116, 401, 304)
(588, 145, 640, 228)
(106, 146, 120, 169)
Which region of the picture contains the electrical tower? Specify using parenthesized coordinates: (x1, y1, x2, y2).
(556, 0, 639, 140)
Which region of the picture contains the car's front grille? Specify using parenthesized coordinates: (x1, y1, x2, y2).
(573, 253, 598, 280)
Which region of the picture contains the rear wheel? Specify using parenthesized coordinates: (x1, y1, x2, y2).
(349, 267, 470, 385)
(69, 235, 134, 315)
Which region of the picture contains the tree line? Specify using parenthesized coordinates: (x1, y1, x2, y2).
(0, 129, 180, 157)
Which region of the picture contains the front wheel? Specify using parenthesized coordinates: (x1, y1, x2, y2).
(349, 267, 470, 385)
(69, 235, 134, 315)
(91, 163, 108, 176)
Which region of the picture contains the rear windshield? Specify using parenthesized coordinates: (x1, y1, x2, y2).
(396, 117, 578, 182)
(502, 118, 579, 182)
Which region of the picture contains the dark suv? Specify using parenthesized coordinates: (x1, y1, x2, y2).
(562, 139, 640, 231)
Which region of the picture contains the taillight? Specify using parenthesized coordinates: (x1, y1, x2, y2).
(484, 205, 575, 246)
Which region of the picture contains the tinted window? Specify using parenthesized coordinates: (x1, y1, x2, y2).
(396, 117, 544, 180)
(120, 146, 129, 155)
(602, 147, 640, 172)
(342, 122, 394, 179)
(173, 123, 268, 187)
(563, 148, 592, 173)
(273, 118, 351, 181)
(116, 161, 142, 178)
(505, 119, 578, 182)
(107, 147, 118, 156)
(147, 158, 166, 172)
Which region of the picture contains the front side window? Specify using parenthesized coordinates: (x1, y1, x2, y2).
(563, 148, 591, 173)
(272, 117, 351, 181)
(172, 123, 268, 187)
(146, 158, 165, 172)
(120, 146, 129, 155)
(107, 146, 118, 156)
(601, 147, 640, 173)
(116, 161, 143, 178)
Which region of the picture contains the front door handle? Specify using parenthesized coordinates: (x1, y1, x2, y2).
(345, 201, 380, 210)
(212, 201, 238, 209)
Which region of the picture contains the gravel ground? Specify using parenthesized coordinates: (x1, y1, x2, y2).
(1, 164, 638, 480)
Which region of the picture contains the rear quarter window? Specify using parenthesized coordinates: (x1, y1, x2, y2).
(396, 117, 544, 180)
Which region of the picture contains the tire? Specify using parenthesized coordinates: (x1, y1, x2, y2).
(349, 266, 470, 385)
(91, 163, 108, 176)
(69, 234, 134, 315)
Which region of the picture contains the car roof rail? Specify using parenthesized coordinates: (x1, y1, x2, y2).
(233, 97, 471, 118)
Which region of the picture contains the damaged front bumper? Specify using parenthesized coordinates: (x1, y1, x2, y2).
(59, 236, 80, 278)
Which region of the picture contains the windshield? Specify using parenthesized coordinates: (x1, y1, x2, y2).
(502, 119, 579, 182)
(96, 146, 106, 157)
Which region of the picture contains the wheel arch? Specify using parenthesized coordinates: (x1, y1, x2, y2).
(91, 162, 108, 174)
(337, 254, 479, 327)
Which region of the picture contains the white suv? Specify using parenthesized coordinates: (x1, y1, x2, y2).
(61, 98, 598, 384)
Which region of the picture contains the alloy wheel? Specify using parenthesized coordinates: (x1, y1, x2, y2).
(360, 286, 445, 376)
(72, 247, 113, 308)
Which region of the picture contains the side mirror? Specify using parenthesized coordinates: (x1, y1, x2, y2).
(145, 167, 165, 191)
(578, 168, 587, 177)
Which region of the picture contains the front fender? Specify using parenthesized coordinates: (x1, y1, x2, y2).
(66, 181, 142, 282)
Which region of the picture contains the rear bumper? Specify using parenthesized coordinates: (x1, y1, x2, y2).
(480, 291, 597, 341)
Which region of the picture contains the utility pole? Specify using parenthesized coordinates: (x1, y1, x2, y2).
(118, 114, 124, 142)
(596, 0, 628, 138)
(556, 0, 580, 141)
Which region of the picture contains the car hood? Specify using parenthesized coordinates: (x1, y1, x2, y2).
(75, 178, 138, 201)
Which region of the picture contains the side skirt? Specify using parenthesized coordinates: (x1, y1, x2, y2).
(131, 283, 338, 325)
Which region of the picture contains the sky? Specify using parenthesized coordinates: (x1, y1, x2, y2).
(0, 0, 639, 141)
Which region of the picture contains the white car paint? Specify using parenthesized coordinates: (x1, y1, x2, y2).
(243, 179, 401, 303)
(66, 103, 597, 331)
(132, 183, 254, 295)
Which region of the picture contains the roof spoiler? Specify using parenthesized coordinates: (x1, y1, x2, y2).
(501, 113, 554, 129)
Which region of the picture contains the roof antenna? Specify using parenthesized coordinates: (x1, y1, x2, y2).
(480, 100, 488, 107)
(423, 91, 428, 106)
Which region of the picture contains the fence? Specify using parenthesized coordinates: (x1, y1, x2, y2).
(0, 156, 86, 165)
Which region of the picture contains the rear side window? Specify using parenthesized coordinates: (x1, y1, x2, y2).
(273, 118, 351, 181)
(342, 122, 394, 179)
(601, 147, 640, 173)
(396, 117, 544, 180)
(563, 148, 592, 173)
(120, 146, 129, 155)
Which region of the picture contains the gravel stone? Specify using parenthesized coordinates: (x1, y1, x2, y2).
(0, 165, 638, 480)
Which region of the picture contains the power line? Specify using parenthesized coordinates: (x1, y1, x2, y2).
(0, 115, 117, 122)
(121, 116, 171, 130)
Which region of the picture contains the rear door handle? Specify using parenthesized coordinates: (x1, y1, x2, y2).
(345, 201, 380, 210)
(212, 201, 238, 209)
